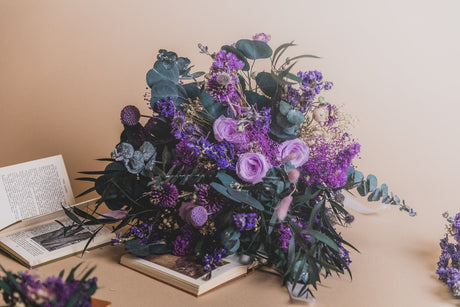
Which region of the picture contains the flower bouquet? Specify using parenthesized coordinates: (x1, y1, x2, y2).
(437, 212, 460, 298)
(0, 264, 97, 307)
(70, 33, 415, 299)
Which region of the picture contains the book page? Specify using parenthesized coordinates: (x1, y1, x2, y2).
(0, 214, 112, 267)
(0, 155, 75, 230)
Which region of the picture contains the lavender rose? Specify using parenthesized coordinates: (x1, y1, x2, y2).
(213, 115, 245, 144)
(236, 152, 271, 184)
(279, 139, 310, 167)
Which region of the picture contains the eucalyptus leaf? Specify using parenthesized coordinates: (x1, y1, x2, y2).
(200, 90, 227, 118)
(236, 39, 273, 60)
(125, 240, 150, 257)
(255, 72, 278, 97)
(367, 174, 378, 192)
(216, 172, 237, 187)
(227, 188, 264, 211)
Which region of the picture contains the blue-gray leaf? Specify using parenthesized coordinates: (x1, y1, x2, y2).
(112, 142, 135, 163)
(255, 72, 278, 97)
(367, 174, 378, 192)
(235, 39, 273, 60)
(139, 141, 156, 162)
(125, 151, 145, 174)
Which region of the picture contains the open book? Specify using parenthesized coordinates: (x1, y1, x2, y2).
(0, 155, 112, 268)
(120, 253, 255, 296)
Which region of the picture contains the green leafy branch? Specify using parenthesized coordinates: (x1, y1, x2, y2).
(345, 167, 416, 216)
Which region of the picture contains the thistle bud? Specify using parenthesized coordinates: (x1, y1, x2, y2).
(287, 169, 300, 183)
(276, 196, 293, 221)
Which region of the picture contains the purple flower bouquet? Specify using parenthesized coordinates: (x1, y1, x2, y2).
(0, 264, 97, 307)
(437, 212, 460, 297)
(70, 33, 415, 299)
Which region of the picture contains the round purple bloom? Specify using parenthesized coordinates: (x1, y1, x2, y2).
(278, 139, 310, 167)
(179, 202, 208, 228)
(120, 105, 141, 126)
(213, 115, 246, 144)
(236, 152, 271, 184)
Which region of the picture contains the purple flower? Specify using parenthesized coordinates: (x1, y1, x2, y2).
(179, 202, 208, 228)
(454, 213, 460, 229)
(252, 33, 271, 43)
(278, 139, 310, 167)
(195, 184, 226, 214)
(236, 152, 271, 184)
(149, 183, 179, 207)
(324, 81, 334, 90)
(233, 213, 258, 231)
(172, 225, 199, 256)
(210, 50, 244, 73)
(120, 105, 141, 126)
(206, 72, 239, 102)
(173, 138, 199, 170)
(154, 97, 176, 120)
(213, 115, 246, 144)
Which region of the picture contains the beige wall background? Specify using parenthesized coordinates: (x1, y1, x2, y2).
(0, 1, 459, 306)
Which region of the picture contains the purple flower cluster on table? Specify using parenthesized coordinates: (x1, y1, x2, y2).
(0, 265, 97, 307)
(437, 212, 460, 297)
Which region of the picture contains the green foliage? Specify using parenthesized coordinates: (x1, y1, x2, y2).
(345, 167, 416, 216)
(125, 240, 171, 257)
(235, 39, 273, 60)
(255, 72, 278, 97)
(199, 90, 228, 119)
(270, 101, 305, 141)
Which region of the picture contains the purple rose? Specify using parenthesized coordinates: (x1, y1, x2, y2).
(236, 152, 271, 184)
(279, 139, 310, 167)
(213, 115, 245, 144)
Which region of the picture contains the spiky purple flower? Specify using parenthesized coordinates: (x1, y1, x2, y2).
(206, 72, 239, 102)
(195, 184, 226, 214)
(149, 183, 179, 207)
